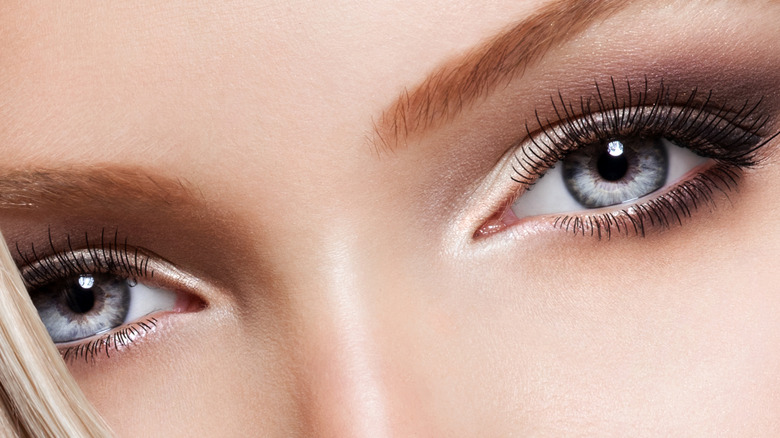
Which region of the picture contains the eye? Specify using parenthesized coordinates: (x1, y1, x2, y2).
(475, 78, 779, 239)
(29, 273, 176, 344)
(511, 137, 708, 217)
(16, 233, 203, 361)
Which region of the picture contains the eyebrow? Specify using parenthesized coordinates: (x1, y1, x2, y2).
(0, 167, 199, 210)
(372, 0, 632, 152)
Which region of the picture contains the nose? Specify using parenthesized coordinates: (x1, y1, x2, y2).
(298, 249, 390, 437)
(288, 238, 427, 438)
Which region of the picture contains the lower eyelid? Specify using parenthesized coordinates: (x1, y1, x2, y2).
(53, 285, 205, 359)
(54, 288, 205, 360)
(499, 163, 741, 239)
(57, 316, 160, 363)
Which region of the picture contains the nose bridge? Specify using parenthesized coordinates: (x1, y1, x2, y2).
(292, 237, 393, 438)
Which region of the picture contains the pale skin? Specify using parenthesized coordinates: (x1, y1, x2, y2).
(2, 0, 780, 436)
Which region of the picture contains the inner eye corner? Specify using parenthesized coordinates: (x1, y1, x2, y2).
(472, 211, 509, 240)
(470, 160, 560, 242)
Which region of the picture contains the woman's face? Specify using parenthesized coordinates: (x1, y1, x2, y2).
(2, 0, 780, 435)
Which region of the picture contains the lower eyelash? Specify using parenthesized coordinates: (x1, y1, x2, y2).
(550, 164, 740, 239)
(59, 317, 158, 363)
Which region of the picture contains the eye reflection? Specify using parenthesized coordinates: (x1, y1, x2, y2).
(78, 274, 95, 289)
(599, 140, 629, 180)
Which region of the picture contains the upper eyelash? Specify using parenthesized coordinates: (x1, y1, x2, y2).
(15, 228, 154, 288)
(510, 77, 777, 187)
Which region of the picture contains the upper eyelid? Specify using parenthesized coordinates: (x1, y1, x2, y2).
(510, 83, 775, 185)
(14, 238, 203, 301)
(527, 81, 772, 145)
(13, 229, 154, 287)
(17, 246, 155, 289)
(372, 0, 777, 154)
(526, 103, 765, 157)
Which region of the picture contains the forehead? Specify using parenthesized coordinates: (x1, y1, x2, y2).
(0, 1, 548, 165)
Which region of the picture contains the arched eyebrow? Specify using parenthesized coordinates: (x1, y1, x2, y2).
(371, 0, 632, 152)
(0, 167, 200, 211)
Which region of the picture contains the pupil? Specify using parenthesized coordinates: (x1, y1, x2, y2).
(597, 145, 629, 181)
(65, 282, 96, 314)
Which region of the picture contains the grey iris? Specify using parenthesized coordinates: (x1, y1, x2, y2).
(30, 274, 131, 343)
(562, 138, 669, 208)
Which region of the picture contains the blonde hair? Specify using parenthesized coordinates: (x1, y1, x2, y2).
(0, 231, 112, 437)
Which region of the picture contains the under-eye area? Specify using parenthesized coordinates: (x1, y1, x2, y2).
(475, 77, 780, 240)
(15, 229, 204, 363)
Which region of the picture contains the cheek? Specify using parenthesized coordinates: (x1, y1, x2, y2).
(366, 161, 780, 435)
(66, 310, 304, 436)
(415, 257, 780, 434)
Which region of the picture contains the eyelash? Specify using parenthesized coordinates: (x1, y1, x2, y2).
(60, 318, 159, 363)
(15, 229, 171, 363)
(551, 166, 739, 239)
(498, 77, 779, 239)
(16, 229, 153, 289)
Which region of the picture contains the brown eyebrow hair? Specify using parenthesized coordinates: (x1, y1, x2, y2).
(0, 167, 198, 210)
(372, 0, 631, 152)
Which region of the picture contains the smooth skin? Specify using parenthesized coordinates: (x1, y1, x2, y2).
(2, 0, 780, 436)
